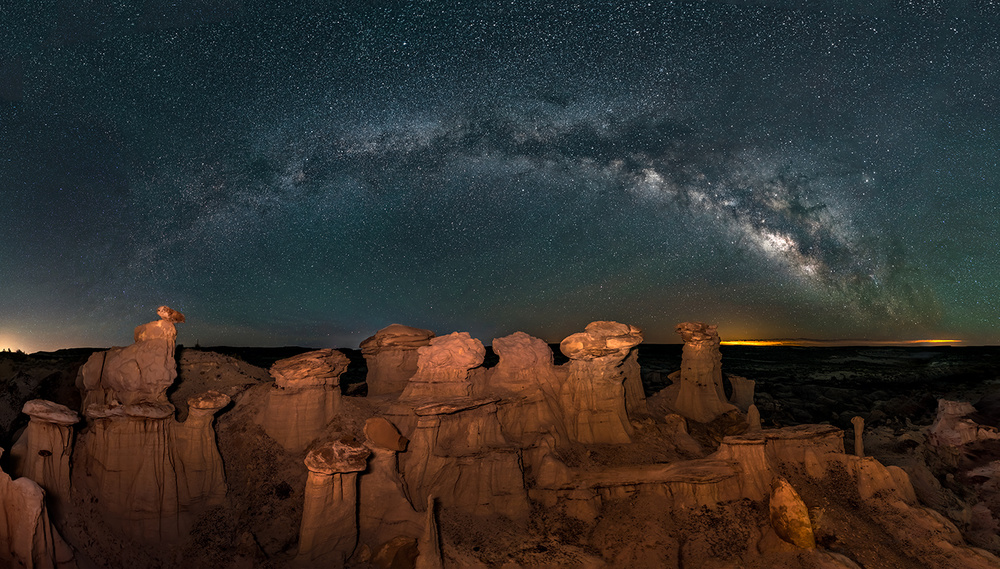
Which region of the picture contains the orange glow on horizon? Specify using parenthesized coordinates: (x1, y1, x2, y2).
(721, 338, 964, 347)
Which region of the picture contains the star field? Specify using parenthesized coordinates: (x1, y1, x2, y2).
(2, 1, 999, 351)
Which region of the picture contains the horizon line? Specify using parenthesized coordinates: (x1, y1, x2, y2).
(720, 338, 964, 347)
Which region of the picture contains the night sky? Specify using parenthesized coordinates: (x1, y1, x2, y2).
(3, 1, 999, 352)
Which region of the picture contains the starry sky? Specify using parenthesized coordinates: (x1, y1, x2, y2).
(2, 1, 999, 352)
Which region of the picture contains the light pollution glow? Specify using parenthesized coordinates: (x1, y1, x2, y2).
(721, 339, 964, 347)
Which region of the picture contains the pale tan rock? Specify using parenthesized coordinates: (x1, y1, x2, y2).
(928, 399, 1000, 447)
(172, 390, 229, 511)
(661, 322, 738, 424)
(763, 425, 845, 466)
(0, 449, 77, 569)
(415, 496, 443, 569)
(747, 404, 762, 432)
(489, 332, 566, 445)
(271, 349, 349, 389)
(769, 477, 816, 549)
(9, 400, 78, 519)
(361, 324, 435, 396)
(727, 375, 755, 412)
(77, 306, 185, 409)
(258, 349, 348, 451)
(79, 404, 182, 542)
(400, 333, 484, 400)
(297, 440, 371, 567)
(398, 398, 529, 522)
(851, 416, 865, 457)
(558, 321, 643, 444)
(712, 434, 771, 501)
(359, 418, 423, 551)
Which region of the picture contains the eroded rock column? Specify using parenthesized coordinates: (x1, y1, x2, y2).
(399, 332, 484, 401)
(172, 390, 230, 510)
(558, 321, 643, 444)
(297, 440, 370, 567)
(667, 322, 738, 424)
(0, 449, 76, 569)
(359, 417, 422, 552)
(361, 324, 435, 396)
(9, 400, 79, 518)
(258, 349, 349, 451)
(489, 332, 565, 445)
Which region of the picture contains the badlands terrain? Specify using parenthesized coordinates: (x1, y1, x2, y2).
(2, 308, 1000, 568)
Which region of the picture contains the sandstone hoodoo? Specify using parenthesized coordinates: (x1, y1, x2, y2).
(2, 311, 999, 569)
(258, 348, 349, 450)
(361, 324, 435, 396)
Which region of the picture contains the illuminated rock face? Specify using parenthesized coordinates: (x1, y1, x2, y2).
(172, 391, 230, 510)
(361, 324, 435, 396)
(359, 417, 422, 552)
(399, 399, 530, 522)
(399, 332, 485, 400)
(0, 448, 76, 569)
(297, 440, 371, 567)
(666, 322, 738, 424)
(77, 305, 185, 410)
(558, 321, 643, 444)
(928, 399, 1000, 447)
(9, 400, 79, 519)
(489, 332, 566, 445)
(257, 349, 349, 451)
(769, 477, 816, 549)
(81, 401, 183, 541)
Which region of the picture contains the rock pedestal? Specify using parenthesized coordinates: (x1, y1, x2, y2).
(77, 306, 185, 409)
(399, 398, 529, 522)
(0, 449, 77, 569)
(664, 322, 738, 424)
(81, 402, 182, 542)
(361, 324, 435, 396)
(851, 416, 865, 458)
(558, 321, 643, 444)
(9, 400, 79, 519)
(359, 418, 422, 552)
(399, 333, 484, 401)
(728, 375, 755, 412)
(489, 332, 565, 445)
(172, 390, 230, 510)
(258, 349, 349, 451)
(297, 440, 371, 567)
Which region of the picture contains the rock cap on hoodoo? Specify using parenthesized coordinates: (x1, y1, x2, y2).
(364, 417, 408, 451)
(676, 322, 718, 343)
(492, 332, 553, 370)
(360, 324, 435, 354)
(415, 332, 485, 371)
(22, 400, 79, 425)
(188, 390, 231, 410)
(560, 321, 643, 360)
(304, 440, 371, 474)
(157, 305, 185, 323)
(270, 349, 350, 389)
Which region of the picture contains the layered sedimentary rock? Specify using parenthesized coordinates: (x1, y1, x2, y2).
(80, 401, 182, 542)
(297, 440, 371, 567)
(728, 375, 755, 413)
(399, 398, 529, 521)
(361, 324, 435, 396)
(258, 349, 349, 450)
(0, 449, 77, 569)
(661, 322, 738, 424)
(928, 399, 1000, 447)
(359, 417, 423, 552)
(76, 306, 185, 409)
(172, 390, 230, 510)
(488, 332, 566, 445)
(399, 333, 484, 401)
(558, 321, 643, 444)
(9, 400, 79, 518)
